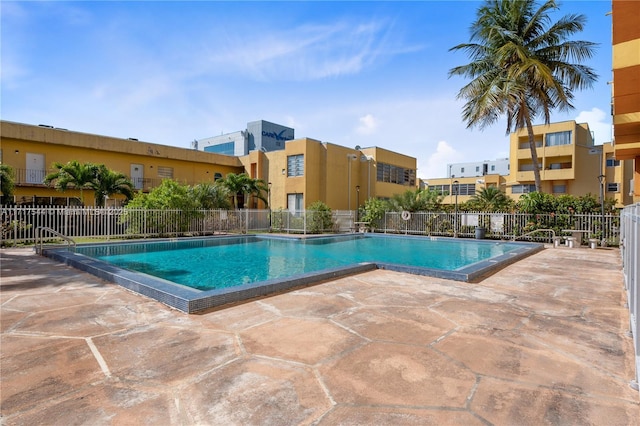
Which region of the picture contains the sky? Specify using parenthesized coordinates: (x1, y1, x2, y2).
(1, 0, 614, 179)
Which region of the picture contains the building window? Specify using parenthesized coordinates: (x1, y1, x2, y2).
(545, 131, 572, 146)
(606, 158, 620, 167)
(157, 166, 173, 179)
(511, 184, 537, 194)
(204, 142, 235, 155)
(287, 154, 304, 177)
(475, 166, 480, 172)
(491, 165, 495, 171)
(430, 184, 450, 195)
(376, 162, 416, 185)
(461, 167, 465, 173)
(454, 183, 476, 196)
(213, 172, 223, 181)
(552, 184, 566, 194)
(287, 193, 303, 213)
(606, 183, 619, 192)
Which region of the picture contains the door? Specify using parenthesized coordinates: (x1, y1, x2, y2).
(130, 164, 144, 190)
(26, 153, 45, 184)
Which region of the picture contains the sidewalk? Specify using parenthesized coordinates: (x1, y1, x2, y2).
(1, 246, 638, 425)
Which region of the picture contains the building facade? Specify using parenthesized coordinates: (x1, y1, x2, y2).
(612, 0, 640, 202)
(446, 158, 510, 178)
(198, 120, 294, 156)
(0, 121, 417, 211)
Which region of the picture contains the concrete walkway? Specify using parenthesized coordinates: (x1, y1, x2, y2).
(1, 245, 638, 425)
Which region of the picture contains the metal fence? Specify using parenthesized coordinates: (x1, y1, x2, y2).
(371, 211, 620, 245)
(0, 205, 622, 246)
(620, 203, 640, 392)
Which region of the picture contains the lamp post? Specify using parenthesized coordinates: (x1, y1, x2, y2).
(355, 185, 360, 222)
(598, 174, 605, 246)
(453, 180, 459, 238)
(267, 182, 272, 232)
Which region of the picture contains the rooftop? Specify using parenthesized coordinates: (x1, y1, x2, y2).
(1, 246, 638, 424)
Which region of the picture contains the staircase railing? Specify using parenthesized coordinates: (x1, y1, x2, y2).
(34, 226, 76, 254)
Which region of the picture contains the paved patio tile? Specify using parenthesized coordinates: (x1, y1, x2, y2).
(1, 245, 638, 425)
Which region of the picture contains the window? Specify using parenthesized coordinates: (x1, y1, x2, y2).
(606, 158, 620, 167)
(606, 183, 619, 192)
(552, 185, 566, 194)
(475, 166, 480, 172)
(287, 193, 303, 213)
(213, 172, 223, 181)
(204, 142, 235, 155)
(491, 165, 495, 171)
(461, 167, 465, 173)
(454, 183, 476, 196)
(545, 131, 572, 146)
(511, 184, 537, 194)
(157, 166, 173, 179)
(376, 162, 416, 185)
(429, 184, 450, 195)
(287, 154, 304, 177)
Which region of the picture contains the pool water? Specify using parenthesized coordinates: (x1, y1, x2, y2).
(78, 235, 525, 291)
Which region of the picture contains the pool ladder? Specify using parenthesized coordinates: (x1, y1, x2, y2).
(34, 227, 77, 254)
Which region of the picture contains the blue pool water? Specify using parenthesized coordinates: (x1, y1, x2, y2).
(77, 235, 526, 291)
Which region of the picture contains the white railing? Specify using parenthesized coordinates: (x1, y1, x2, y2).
(0, 205, 622, 246)
(371, 211, 620, 244)
(620, 203, 640, 392)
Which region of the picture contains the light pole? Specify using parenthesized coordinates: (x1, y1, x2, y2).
(355, 185, 360, 222)
(268, 182, 272, 232)
(598, 174, 605, 246)
(453, 180, 459, 238)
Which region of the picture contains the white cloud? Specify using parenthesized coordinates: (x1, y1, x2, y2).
(574, 107, 612, 145)
(422, 141, 460, 179)
(356, 114, 378, 135)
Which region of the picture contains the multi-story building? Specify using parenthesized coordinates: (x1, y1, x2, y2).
(0, 121, 417, 210)
(446, 158, 510, 178)
(507, 120, 600, 198)
(422, 120, 633, 208)
(197, 120, 294, 156)
(612, 0, 640, 203)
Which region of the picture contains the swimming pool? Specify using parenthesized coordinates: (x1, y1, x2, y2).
(44, 234, 543, 313)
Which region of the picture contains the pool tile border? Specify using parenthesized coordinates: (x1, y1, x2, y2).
(43, 235, 543, 313)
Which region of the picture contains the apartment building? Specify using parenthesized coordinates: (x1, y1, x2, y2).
(0, 121, 417, 210)
(446, 158, 510, 178)
(612, 0, 640, 202)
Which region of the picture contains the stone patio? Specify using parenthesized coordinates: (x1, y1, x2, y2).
(1, 245, 638, 425)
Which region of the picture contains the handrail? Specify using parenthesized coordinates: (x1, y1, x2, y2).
(512, 228, 556, 242)
(34, 227, 76, 254)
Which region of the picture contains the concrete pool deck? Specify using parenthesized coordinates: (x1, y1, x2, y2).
(1, 245, 639, 425)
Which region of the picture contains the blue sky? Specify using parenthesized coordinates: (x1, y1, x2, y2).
(1, 0, 613, 178)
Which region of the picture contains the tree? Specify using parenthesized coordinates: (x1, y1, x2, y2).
(92, 164, 134, 207)
(389, 188, 443, 212)
(216, 173, 268, 209)
(449, 0, 597, 192)
(468, 186, 512, 211)
(0, 164, 16, 204)
(191, 182, 231, 210)
(43, 160, 97, 204)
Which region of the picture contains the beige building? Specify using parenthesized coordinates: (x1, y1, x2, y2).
(422, 120, 633, 208)
(0, 121, 417, 210)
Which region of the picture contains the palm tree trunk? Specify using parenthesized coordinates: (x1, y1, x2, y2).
(524, 113, 543, 193)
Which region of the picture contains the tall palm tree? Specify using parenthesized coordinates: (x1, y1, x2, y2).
(43, 160, 98, 205)
(91, 165, 135, 207)
(449, 0, 597, 192)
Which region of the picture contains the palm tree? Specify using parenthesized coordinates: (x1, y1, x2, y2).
(43, 160, 98, 205)
(389, 188, 443, 212)
(217, 173, 268, 209)
(91, 165, 135, 207)
(191, 182, 231, 209)
(449, 0, 597, 192)
(1, 164, 16, 204)
(469, 187, 511, 211)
